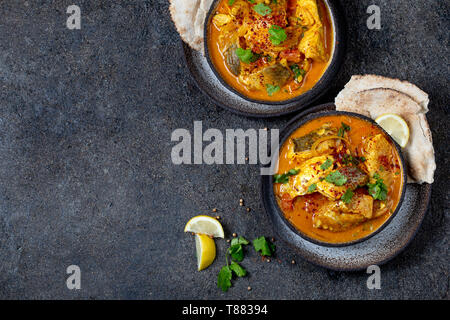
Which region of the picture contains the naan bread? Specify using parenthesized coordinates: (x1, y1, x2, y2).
(335, 88, 423, 117)
(336, 74, 429, 113)
(169, 0, 213, 53)
(335, 77, 435, 184)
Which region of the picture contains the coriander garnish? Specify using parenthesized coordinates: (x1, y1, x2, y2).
(273, 168, 300, 184)
(324, 170, 348, 186)
(253, 3, 272, 16)
(266, 83, 280, 96)
(341, 189, 354, 204)
(268, 25, 287, 45)
(320, 159, 333, 170)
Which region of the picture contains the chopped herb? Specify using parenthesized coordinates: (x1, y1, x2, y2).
(217, 265, 232, 292)
(320, 159, 333, 170)
(341, 189, 354, 204)
(360, 156, 366, 162)
(265, 55, 272, 62)
(253, 3, 272, 16)
(247, 0, 255, 3)
(273, 168, 300, 184)
(235, 48, 260, 64)
(229, 261, 247, 277)
(379, 165, 384, 172)
(253, 236, 275, 257)
(325, 170, 348, 186)
(266, 83, 280, 96)
(343, 154, 360, 166)
(337, 122, 351, 137)
(228, 243, 244, 262)
(268, 25, 287, 45)
(272, 0, 278, 4)
(218, 235, 251, 292)
(231, 236, 249, 246)
(307, 183, 317, 193)
(290, 64, 306, 81)
(228, 0, 236, 5)
(367, 173, 388, 200)
(395, 171, 400, 175)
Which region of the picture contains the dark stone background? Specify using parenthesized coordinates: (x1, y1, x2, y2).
(0, 0, 448, 299)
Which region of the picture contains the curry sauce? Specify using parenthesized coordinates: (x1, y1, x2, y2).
(274, 115, 404, 244)
(208, 0, 333, 101)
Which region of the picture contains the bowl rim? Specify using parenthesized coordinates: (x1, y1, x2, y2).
(261, 106, 408, 247)
(203, 0, 347, 107)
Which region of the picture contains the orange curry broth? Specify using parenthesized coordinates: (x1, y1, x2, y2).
(208, 0, 333, 102)
(274, 115, 404, 244)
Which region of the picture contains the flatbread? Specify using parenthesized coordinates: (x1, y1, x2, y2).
(336, 74, 429, 113)
(335, 81, 435, 184)
(335, 88, 423, 117)
(169, 0, 213, 53)
(401, 113, 435, 184)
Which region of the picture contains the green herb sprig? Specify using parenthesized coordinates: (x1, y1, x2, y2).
(324, 170, 348, 186)
(367, 173, 388, 200)
(253, 3, 272, 16)
(268, 25, 287, 45)
(273, 168, 300, 184)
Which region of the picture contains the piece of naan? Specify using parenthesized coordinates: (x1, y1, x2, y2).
(169, 0, 213, 52)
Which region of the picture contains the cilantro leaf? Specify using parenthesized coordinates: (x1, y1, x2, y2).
(253, 3, 272, 16)
(253, 236, 275, 257)
(290, 64, 306, 80)
(337, 122, 351, 137)
(341, 189, 354, 204)
(273, 168, 300, 184)
(307, 183, 317, 193)
(231, 236, 249, 246)
(320, 159, 333, 170)
(268, 25, 287, 45)
(217, 266, 232, 292)
(325, 170, 348, 186)
(235, 48, 260, 64)
(230, 262, 247, 277)
(228, 244, 244, 262)
(228, 0, 236, 5)
(266, 83, 280, 96)
(367, 173, 388, 200)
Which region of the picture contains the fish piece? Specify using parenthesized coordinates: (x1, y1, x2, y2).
(244, 63, 291, 90)
(292, 123, 338, 152)
(316, 166, 369, 200)
(312, 194, 374, 231)
(299, 24, 326, 61)
(361, 134, 392, 174)
(361, 134, 394, 185)
(225, 43, 241, 76)
(279, 155, 334, 198)
(296, 0, 322, 27)
(261, 63, 292, 87)
(339, 193, 374, 219)
(296, 0, 326, 61)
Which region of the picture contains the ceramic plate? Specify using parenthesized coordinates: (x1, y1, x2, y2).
(261, 103, 432, 271)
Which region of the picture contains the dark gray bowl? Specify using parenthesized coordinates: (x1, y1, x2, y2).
(261, 103, 431, 270)
(186, 0, 346, 117)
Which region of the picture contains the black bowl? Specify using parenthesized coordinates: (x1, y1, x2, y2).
(261, 105, 408, 247)
(203, 0, 346, 110)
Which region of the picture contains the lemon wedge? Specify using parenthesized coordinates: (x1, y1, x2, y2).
(184, 215, 225, 238)
(375, 113, 410, 148)
(195, 234, 216, 271)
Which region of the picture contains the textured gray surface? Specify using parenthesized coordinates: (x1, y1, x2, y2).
(0, 0, 448, 299)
